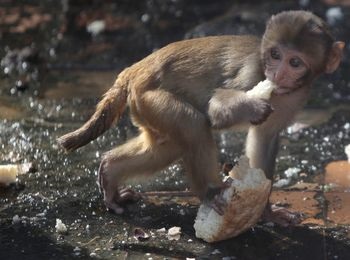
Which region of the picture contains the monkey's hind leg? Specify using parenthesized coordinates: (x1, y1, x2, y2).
(98, 129, 181, 214)
(138, 89, 223, 200)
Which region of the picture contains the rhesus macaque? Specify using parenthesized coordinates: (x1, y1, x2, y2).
(58, 11, 344, 224)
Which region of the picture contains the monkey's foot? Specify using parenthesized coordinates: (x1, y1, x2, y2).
(207, 179, 233, 215)
(210, 195, 227, 216)
(105, 201, 125, 214)
(117, 187, 141, 203)
(262, 204, 303, 227)
(105, 187, 141, 214)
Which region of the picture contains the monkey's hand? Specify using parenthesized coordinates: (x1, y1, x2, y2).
(208, 91, 273, 129)
(247, 98, 274, 125)
(262, 203, 304, 227)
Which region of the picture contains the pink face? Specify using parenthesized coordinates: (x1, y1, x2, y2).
(264, 46, 310, 95)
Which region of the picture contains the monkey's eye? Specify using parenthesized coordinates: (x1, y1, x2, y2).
(270, 48, 281, 60)
(289, 57, 303, 68)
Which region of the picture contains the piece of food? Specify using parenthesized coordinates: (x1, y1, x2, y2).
(55, 218, 68, 234)
(167, 226, 181, 241)
(194, 156, 271, 243)
(0, 162, 36, 186)
(345, 144, 350, 162)
(246, 79, 276, 100)
(0, 165, 19, 186)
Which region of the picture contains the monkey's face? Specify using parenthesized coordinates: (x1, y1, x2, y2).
(264, 45, 310, 95)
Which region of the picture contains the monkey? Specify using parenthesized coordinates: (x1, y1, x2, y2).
(208, 10, 344, 225)
(57, 10, 344, 224)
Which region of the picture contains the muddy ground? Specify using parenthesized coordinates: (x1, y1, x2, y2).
(0, 1, 350, 259)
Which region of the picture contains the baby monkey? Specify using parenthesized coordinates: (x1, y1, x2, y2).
(58, 11, 344, 224)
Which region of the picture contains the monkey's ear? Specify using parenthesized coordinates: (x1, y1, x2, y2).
(325, 41, 345, 74)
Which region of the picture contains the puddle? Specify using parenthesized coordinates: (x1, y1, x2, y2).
(325, 161, 350, 191)
(269, 190, 324, 225)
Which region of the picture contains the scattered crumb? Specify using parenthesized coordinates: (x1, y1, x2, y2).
(156, 227, 166, 233)
(273, 178, 291, 188)
(12, 215, 21, 225)
(211, 249, 221, 255)
(345, 144, 350, 162)
(0, 163, 35, 186)
(87, 20, 105, 36)
(167, 226, 181, 241)
(55, 218, 68, 234)
(326, 7, 343, 25)
(0, 164, 18, 186)
(284, 167, 300, 179)
(36, 211, 47, 218)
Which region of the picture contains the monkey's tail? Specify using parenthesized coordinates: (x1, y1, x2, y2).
(57, 73, 129, 152)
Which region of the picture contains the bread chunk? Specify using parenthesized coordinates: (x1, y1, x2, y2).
(246, 79, 276, 99)
(194, 156, 271, 242)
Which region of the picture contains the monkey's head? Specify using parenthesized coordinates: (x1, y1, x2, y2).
(262, 10, 345, 95)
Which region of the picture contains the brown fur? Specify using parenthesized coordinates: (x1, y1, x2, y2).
(57, 70, 129, 151)
(58, 11, 344, 215)
(262, 11, 336, 73)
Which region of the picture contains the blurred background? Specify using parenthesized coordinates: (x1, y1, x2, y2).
(0, 0, 349, 100)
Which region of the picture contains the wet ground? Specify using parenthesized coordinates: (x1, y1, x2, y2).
(0, 0, 350, 259)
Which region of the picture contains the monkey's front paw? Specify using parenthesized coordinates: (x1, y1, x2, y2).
(249, 99, 274, 125)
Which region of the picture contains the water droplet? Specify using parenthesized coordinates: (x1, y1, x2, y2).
(49, 48, 56, 57)
(21, 61, 28, 71)
(141, 13, 150, 23)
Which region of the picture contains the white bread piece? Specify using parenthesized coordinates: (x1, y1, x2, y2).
(0, 165, 18, 186)
(345, 144, 350, 162)
(194, 156, 271, 243)
(55, 218, 68, 234)
(246, 79, 276, 100)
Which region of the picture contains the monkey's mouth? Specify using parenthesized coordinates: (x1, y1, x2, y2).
(273, 86, 292, 95)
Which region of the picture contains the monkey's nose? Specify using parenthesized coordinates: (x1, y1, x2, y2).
(273, 71, 284, 85)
